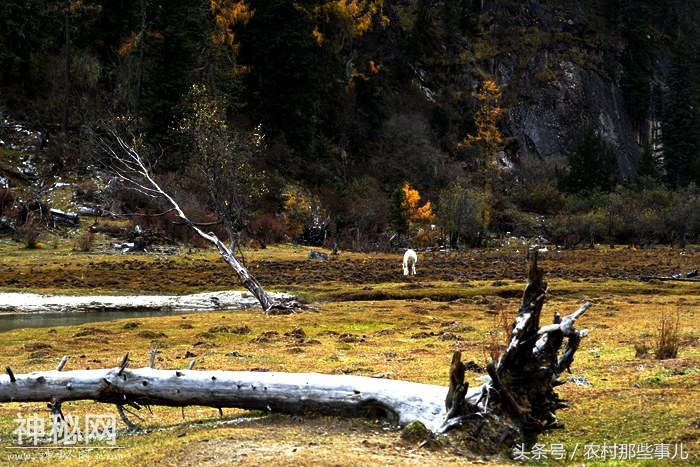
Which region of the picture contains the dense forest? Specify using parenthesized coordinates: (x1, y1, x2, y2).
(2, 0, 700, 249)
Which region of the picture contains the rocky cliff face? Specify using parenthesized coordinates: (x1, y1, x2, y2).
(402, 0, 655, 180)
(505, 55, 641, 180)
(492, 1, 649, 179)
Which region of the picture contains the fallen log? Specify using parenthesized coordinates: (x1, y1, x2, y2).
(0, 251, 589, 455)
(640, 275, 700, 282)
(0, 363, 451, 432)
(49, 208, 79, 227)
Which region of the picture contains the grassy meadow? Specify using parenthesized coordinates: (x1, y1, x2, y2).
(0, 236, 697, 466)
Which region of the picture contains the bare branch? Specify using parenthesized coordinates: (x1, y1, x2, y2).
(99, 127, 287, 312)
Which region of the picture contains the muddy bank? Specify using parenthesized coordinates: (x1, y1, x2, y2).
(2, 247, 695, 296)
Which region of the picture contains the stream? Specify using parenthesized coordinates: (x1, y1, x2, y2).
(0, 308, 194, 333)
(0, 290, 292, 333)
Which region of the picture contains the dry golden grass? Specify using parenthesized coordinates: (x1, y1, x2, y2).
(0, 242, 698, 465)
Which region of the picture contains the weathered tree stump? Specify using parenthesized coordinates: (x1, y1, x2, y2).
(439, 250, 590, 453)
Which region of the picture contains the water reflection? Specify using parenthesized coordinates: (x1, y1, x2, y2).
(0, 309, 194, 333)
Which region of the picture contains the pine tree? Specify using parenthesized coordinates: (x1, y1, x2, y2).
(661, 33, 700, 188)
(389, 185, 410, 238)
(139, 0, 212, 148)
(238, 0, 322, 153)
(636, 142, 660, 182)
(0, 0, 62, 115)
(564, 121, 619, 193)
(618, 0, 661, 133)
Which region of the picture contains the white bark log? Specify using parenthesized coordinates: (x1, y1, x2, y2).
(0, 367, 482, 432)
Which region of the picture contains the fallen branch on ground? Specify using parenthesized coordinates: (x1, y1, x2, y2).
(640, 276, 700, 282)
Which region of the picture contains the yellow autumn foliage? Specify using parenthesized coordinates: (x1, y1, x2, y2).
(283, 185, 323, 237)
(118, 32, 139, 56)
(461, 80, 503, 149)
(325, 0, 388, 36)
(312, 0, 388, 45)
(312, 27, 325, 46)
(210, 0, 254, 51)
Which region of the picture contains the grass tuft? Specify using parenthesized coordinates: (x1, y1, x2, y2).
(654, 310, 681, 360)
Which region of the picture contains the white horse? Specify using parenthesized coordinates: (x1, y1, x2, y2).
(403, 249, 417, 275)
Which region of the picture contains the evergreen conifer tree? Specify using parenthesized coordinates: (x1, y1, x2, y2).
(661, 35, 700, 188)
(636, 143, 660, 182)
(389, 185, 410, 239)
(564, 121, 619, 193)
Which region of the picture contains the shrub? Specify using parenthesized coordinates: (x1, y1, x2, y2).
(283, 184, 322, 240)
(14, 216, 42, 248)
(147, 173, 225, 247)
(654, 311, 680, 360)
(104, 178, 159, 214)
(73, 179, 102, 205)
(437, 178, 490, 248)
(248, 213, 288, 247)
(489, 204, 538, 238)
(528, 181, 566, 214)
(414, 226, 441, 248)
(634, 341, 649, 359)
(346, 176, 388, 249)
(73, 230, 96, 252)
(484, 307, 513, 363)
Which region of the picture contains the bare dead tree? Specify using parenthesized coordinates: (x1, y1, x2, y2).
(98, 127, 291, 313)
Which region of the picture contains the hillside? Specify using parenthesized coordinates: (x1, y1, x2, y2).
(2, 0, 700, 248)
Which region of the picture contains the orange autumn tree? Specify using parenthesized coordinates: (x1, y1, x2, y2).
(402, 182, 433, 224)
(311, 0, 388, 45)
(389, 181, 434, 244)
(306, 1, 387, 88)
(209, 0, 254, 77)
(210, 0, 254, 51)
(282, 185, 324, 239)
(403, 182, 437, 247)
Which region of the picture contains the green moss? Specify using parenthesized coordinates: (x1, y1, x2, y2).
(400, 420, 432, 442)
